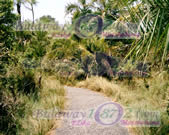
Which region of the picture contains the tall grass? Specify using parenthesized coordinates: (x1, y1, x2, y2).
(77, 76, 122, 98)
(20, 75, 65, 135)
(77, 71, 169, 135)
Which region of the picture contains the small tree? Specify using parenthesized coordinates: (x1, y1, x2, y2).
(23, 0, 37, 24)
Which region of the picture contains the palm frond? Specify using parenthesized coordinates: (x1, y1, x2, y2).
(123, 0, 169, 68)
(65, 3, 79, 15)
(79, 0, 86, 6)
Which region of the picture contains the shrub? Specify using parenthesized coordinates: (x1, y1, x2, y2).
(0, 91, 26, 135)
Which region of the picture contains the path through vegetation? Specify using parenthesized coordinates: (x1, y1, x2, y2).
(54, 86, 129, 135)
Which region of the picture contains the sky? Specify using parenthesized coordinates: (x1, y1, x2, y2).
(21, 0, 77, 25)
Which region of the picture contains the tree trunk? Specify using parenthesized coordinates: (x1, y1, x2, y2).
(17, 2, 22, 30)
(31, 3, 35, 24)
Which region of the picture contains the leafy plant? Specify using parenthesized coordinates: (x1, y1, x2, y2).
(123, 0, 169, 68)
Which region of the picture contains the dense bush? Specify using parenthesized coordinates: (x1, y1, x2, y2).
(49, 39, 82, 61)
(0, 1, 49, 134)
(0, 91, 26, 135)
(23, 32, 49, 59)
(0, 0, 17, 48)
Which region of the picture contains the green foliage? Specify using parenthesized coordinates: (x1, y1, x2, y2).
(24, 32, 49, 59)
(0, 1, 49, 134)
(123, 0, 169, 68)
(149, 112, 169, 135)
(0, 64, 40, 135)
(0, 68, 40, 134)
(0, 0, 168, 134)
(49, 39, 82, 60)
(0, 91, 26, 135)
(16, 71, 38, 95)
(92, 0, 121, 20)
(81, 38, 109, 54)
(65, 0, 92, 21)
(0, 0, 17, 48)
(37, 15, 56, 23)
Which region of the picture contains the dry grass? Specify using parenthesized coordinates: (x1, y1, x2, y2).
(20, 75, 65, 135)
(77, 76, 122, 100)
(77, 71, 169, 135)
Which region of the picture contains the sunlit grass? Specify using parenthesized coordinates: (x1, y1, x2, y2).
(20, 75, 65, 135)
(77, 71, 169, 135)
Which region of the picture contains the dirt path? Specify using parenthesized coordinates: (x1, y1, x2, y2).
(54, 86, 129, 135)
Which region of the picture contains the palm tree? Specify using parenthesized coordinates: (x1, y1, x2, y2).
(92, 0, 122, 20)
(65, 0, 92, 22)
(123, 0, 169, 68)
